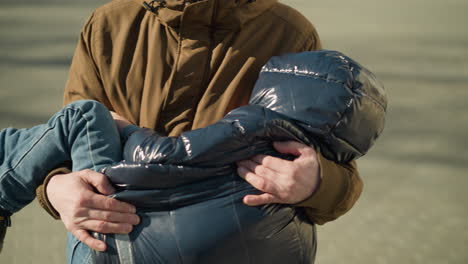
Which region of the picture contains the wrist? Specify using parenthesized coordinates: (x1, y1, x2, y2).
(37, 167, 71, 220)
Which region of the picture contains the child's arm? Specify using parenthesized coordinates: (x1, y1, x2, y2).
(120, 105, 304, 166)
(104, 105, 304, 189)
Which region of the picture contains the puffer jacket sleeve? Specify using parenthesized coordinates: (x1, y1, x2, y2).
(119, 105, 295, 166)
(118, 108, 258, 166)
(105, 106, 296, 189)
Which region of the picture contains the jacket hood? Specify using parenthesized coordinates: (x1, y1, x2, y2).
(135, 0, 277, 29)
(249, 50, 387, 161)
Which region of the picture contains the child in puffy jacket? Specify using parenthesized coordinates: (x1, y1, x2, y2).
(0, 50, 386, 263)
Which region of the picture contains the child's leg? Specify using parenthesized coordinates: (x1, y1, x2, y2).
(0, 100, 122, 214)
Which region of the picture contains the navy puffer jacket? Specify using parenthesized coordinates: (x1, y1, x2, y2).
(89, 50, 386, 264)
(105, 50, 387, 191)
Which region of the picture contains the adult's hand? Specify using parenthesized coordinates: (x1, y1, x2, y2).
(47, 169, 140, 251)
(236, 141, 321, 206)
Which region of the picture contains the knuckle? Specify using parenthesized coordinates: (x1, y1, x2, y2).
(262, 156, 274, 167)
(70, 209, 82, 220)
(75, 194, 88, 207)
(260, 196, 271, 204)
(96, 221, 108, 231)
(95, 173, 106, 181)
(256, 178, 267, 191)
(104, 198, 115, 210)
(102, 211, 113, 220)
(74, 207, 87, 218)
(259, 183, 268, 192)
(256, 166, 267, 176)
(81, 169, 93, 176)
(244, 173, 253, 182)
(85, 238, 96, 247)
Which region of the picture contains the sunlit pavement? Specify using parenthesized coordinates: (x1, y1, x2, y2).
(1, 0, 467, 263)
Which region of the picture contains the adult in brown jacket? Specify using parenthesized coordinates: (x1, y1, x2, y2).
(36, 0, 363, 254)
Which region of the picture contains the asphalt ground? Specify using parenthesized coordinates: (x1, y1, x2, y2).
(0, 0, 467, 263)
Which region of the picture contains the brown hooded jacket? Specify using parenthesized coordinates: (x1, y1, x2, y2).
(36, 0, 363, 225)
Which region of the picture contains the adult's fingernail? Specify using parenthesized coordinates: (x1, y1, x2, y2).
(132, 215, 140, 225)
(97, 243, 106, 251)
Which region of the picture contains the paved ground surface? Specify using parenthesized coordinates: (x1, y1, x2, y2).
(0, 0, 467, 263)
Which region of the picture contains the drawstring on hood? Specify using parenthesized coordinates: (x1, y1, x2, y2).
(143, 0, 258, 18)
(143, 0, 166, 13)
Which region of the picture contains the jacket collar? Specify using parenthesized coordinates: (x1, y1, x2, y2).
(135, 0, 277, 29)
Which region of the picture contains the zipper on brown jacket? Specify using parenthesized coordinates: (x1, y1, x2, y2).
(191, 0, 219, 127)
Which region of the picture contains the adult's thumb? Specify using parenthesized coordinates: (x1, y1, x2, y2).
(273, 141, 311, 157)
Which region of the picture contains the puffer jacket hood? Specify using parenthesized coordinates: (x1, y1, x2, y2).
(250, 50, 387, 162)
